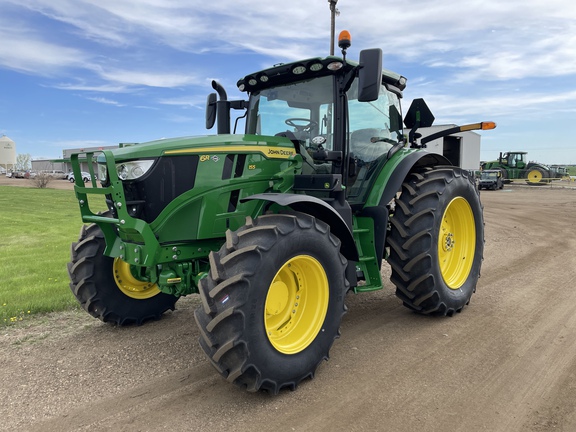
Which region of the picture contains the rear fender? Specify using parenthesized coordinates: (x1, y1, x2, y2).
(359, 151, 451, 265)
(241, 193, 359, 262)
(377, 151, 451, 207)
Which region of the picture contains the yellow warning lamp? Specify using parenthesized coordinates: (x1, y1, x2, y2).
(338, 30, 351, 50)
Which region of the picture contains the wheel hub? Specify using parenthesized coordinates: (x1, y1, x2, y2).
(264, 255, 329, 354)
(113, 258, 161, 299)
(442, 232, 455, 252)
(437, 197, 476, 290)
(266, 281, 290, 316)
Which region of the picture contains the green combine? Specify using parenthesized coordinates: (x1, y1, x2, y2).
(68, 33, 495, 393)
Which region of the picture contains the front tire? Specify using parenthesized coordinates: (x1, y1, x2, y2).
(194, 213, 348, 394)
(387, 166, 484, 316)
(67, 222, 178, 325)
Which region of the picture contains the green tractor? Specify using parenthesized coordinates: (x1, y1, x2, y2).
(481, 151, 554, 184)
(68, 34, 495, 393)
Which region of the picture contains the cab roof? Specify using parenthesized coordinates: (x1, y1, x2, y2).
(237, 55, 406, 95)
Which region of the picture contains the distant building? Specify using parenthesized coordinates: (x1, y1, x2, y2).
(32, 145, 119, 173)
(415, 125, 481, 171)
(0, 135, 17, 171)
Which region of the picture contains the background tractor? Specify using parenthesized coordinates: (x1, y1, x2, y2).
(68, 32, 495, 393)
(481, 151, 556, 185)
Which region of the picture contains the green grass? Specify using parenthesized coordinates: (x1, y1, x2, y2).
(0, 186, 105, 326)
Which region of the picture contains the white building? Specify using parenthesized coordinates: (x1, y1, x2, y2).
(32, 145, 119, 172)
(416, 125, 481, 171)
(0, 135, 17, 172)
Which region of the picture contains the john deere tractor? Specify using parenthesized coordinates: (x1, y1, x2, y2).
(481, 151, 553, 184)
(68, 33, 495, 393)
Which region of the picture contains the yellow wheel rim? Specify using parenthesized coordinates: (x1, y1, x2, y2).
(113, 258, 161, 299)
(527, 169, 543, 183)
(438, 197, 476, 289)
(264, 255, 329, 354)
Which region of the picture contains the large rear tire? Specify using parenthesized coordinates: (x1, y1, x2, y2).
(67, 221, 178, 325)
(387, 166, 484, 316)
(194, 213, 348, 394)
(524, 167, 548, 185)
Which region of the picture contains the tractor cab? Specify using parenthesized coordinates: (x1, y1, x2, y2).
(208, 40, 408, 211)
(501, 151, 527, 169)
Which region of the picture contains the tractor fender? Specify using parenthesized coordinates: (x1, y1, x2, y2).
(358, 151, 450, 266)
(241, 193, 359, 262)
(377, 151, 451, 207)
(525, 162, 550, 173)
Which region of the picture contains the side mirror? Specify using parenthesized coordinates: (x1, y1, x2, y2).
(357, 48, 383, 102)
(205, 93, 217, 129)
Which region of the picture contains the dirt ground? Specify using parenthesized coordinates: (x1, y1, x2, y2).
(1, 178, 576, 432)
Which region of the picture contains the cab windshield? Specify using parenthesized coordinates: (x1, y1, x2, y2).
(245, 75, 403, 157)
(245, 76, 335, 150)
(481, 171, 498, 179)
(245, 73, 404, 202)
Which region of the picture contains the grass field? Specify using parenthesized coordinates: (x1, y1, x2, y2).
(0, 186, 105, 325)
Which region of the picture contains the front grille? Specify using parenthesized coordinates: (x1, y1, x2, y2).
(122, 155, 199, 222)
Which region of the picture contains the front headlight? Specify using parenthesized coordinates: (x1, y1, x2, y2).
(98, 163, 108, 182)
(116, 160, 155, 180)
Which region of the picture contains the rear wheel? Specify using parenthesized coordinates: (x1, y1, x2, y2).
(194, 212, 347, 393)
(387, 166, 484, 316)
(67, 220, 178, 325)
(525, 167, 548, 185)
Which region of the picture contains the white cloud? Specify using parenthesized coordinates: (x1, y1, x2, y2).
(51, 82, 132, 92)
(86, 97, 124, 106)
(96, 68, 202, 88)
(403, 88, 576, 126)
(0, 24, 89, 75)
(4, 0, 576, 85)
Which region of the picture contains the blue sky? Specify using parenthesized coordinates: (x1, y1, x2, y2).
(1, 0, 575, 164)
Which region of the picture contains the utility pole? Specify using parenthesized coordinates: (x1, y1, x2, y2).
(328, 0, 339, 55)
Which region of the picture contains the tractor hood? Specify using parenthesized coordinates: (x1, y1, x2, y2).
(97, 134, 298, 163)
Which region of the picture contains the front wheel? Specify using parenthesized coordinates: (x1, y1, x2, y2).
(387, 166, 484, 316)
(67, 221, 178, 325)
(194, 213, 348, 394)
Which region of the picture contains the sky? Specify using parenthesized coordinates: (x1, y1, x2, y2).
(0, 0, 575, 165)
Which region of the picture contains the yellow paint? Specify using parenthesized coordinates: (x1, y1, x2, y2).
(438, 197, 476, 289)
(113, 258, 161, 299)
(264, 255, 329, 354)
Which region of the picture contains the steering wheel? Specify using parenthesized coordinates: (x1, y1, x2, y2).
(285, 118, 318, 132)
